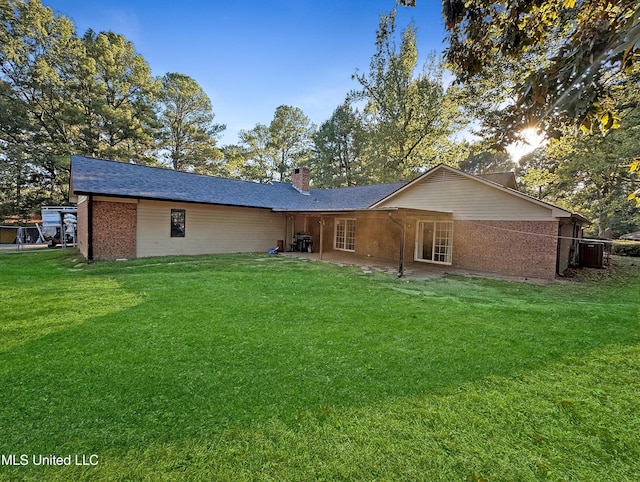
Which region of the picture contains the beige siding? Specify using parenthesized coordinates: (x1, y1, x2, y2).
(136, 200, 286, 258)
(377, 169, 557, 221)
(76, 196, 89, 259)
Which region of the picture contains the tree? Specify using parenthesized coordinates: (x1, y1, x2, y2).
(237, 123, 278, 183)
(78, 30, 160, 163)
(218, 144, 252, 180)
(268, 105, 315, 182)
(0, 79, 30, 217)
(311, 101, 367, 188)
(513, 105, 639, 236)
(519, 167, 558, 200)
(554, 109, 640, 237)
(0, 0, 84, 206)
(0, 0, 165, 214)
(352, 9, 466, 182)
(0, 144, 42, 219)
(1, 0, 224, 217)
(518, 147, 561, 201)
(157, 72, 225, 171)
(443, 0, 640, 141)
(458, 148, 516, 175)
(232, 106, 316, 184)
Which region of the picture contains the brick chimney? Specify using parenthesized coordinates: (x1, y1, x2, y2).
(291, 167, 310, 194)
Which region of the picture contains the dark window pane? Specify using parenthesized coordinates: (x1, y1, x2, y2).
(171, 209, 185, 237)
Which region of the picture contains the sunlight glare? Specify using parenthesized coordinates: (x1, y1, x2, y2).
(508, 128, 546, 161)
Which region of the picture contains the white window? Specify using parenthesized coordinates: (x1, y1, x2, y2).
(415, 221, 453, 264)
(335, 218, 356, 251)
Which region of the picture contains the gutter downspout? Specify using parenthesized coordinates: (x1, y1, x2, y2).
(319, 217, 325, 260)
(555, 221, 562, 276)
(388, 211, 405, 278)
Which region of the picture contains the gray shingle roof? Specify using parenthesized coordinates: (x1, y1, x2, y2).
(70, 156, 407, 211)
(477, 172, 518, 190)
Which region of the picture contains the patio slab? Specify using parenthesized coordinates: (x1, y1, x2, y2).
(281, 251, 553, 284)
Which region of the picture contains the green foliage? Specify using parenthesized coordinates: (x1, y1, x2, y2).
(516, 147, 559, 200)
(157, 72, 225, 172)
(0, 0, 226, 216)
(0, 251, 638, 480)
(235, 123, 278, 183)
(218, 144, 253, 180)
(0, 0, 82, 211)
(269, 105, 315, 182)
(76, 30, 160, 164)
(0, 0, 161, 214)
(552, 108, 640, 237)
(612, 240, 640, 256)
(629, 156, 640, 205)
(513, 82, 640, 235)
(310, 101, 367, 187)
(459, 149, 516, 175)
(519, 167, 557, 200)
(444, 0, 640, 141)
(0, 148, 45, 219)
(352, 9, 466, 182)
(231, 106, 315, 183)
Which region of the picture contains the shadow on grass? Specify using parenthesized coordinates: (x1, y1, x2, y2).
(0, 252, 638, 458)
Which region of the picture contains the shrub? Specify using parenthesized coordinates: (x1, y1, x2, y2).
(612, 240, 640, 257)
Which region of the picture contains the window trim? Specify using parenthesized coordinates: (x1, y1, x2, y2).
(170, 209, 185, 238)
(414, 220, 453, 265)
(334, 218, 356, 252)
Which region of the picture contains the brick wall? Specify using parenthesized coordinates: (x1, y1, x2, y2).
(352, 213, 401, 260)
(316, 212, 402, 261)
(92, 200, 137, 260)
(291, 167, 310, 193)
(453, 220, 559, 279)
(297, 214, 559, 280)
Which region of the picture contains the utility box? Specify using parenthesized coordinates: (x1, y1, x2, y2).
(579, 241, 605, 268)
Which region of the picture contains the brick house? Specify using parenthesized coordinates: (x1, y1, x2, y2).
(69, 155, 588, 280)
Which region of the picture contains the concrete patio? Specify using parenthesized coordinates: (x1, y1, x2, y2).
(281, 250, 554, 284)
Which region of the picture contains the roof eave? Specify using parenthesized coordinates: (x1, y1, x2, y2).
(70, 190, 278, 211)
(271, 207, 396, 213)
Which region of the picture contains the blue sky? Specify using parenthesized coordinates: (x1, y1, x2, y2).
(43, 1, 448, 146)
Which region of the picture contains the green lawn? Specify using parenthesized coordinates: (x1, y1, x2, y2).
(0, 250, 638, 481)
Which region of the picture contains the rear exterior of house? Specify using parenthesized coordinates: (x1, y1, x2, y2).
(70, 156, 587, 280)
(283, 166, 585, 279)
(370, 166, 578, 279)
(75, 196, 287, 260)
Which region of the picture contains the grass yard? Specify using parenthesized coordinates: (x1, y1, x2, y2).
(0, 250, 639, 481)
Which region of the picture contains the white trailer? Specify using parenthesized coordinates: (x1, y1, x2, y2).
(40, 206, 77, 247)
